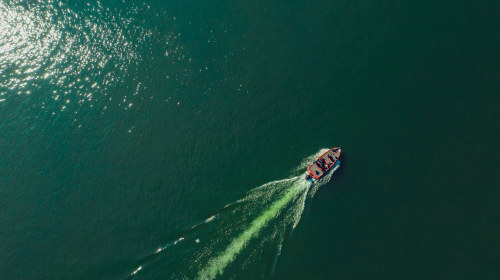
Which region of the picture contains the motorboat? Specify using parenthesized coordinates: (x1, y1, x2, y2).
(305, 147, 341, 182)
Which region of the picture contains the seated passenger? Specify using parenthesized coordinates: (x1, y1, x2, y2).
(317, 164, 324, 172)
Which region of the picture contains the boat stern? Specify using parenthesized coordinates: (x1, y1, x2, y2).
(305, 173, 315, 183)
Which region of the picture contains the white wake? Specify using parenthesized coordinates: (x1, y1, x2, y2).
(131, 149, 340, 279)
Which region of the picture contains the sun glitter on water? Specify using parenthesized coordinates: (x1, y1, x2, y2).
(0, 0, 151, 117)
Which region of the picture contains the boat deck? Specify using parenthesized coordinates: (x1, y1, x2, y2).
(308, 148, 341, 179)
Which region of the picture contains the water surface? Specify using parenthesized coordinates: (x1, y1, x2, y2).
(1, 0, 499, 279)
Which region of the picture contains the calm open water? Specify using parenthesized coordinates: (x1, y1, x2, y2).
(1, 0, 499, 279)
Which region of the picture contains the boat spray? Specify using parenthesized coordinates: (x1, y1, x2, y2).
(131, 149, 339, 279)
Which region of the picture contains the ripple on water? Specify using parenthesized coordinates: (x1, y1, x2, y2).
(0, 0, 154, 118)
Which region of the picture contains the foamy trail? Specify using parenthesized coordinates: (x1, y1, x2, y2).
(134, 149, 339, 279)
(197, 178, 309, 280)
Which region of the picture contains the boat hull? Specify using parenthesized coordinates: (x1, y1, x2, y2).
(306, 147, 341, 181)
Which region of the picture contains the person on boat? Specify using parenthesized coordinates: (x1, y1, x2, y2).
(316, 160, 323, 169)
(317, 160, 325, 171)
(328, 154, 335, 162)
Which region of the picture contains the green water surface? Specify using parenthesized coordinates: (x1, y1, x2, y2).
(1, 0, 499, 279)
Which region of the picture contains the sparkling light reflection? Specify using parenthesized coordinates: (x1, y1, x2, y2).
(1, 0, 241, 126)
(0, 0, 149, 117)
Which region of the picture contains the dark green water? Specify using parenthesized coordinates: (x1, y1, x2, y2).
(1, 0, 499, 279)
